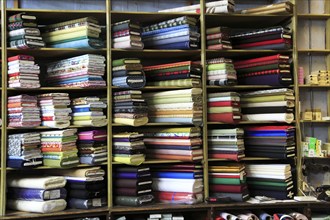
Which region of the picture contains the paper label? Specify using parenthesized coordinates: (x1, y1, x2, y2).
(92, 198, 102, 207)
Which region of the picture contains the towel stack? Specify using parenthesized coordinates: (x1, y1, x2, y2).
(40, 129, 80, 168)
(114, 166, 154, 206)
(8, 94, 41, 128)
(71, 96, 108, 127)
(207, 92, 241, 123)
(8, 12, 45, 49)
(234, 54, 292, 86)
(112, 132, 146, 166)
(8, 54, 40, 88)
(144, 88, 203, 126)
(7, 132, 43, 168)
(112, 58, 146, 89)
(152, 164, 204, 204)
(7, 175, 67, 213)
(43, 17, 104, 49)
(77, 130, 107, 165)
(142, 127, 203, 162)
(206, 27, 232, 50)
(208, 128, 245, 161)
(241, 88, 295, 123)
(142, 16, 200, 49)
(46, 54, 106, 88)
(209, 164, 249, 202)
(113, 90, 149, 126)
(244, 126, 296, 159)
(246, 164, 294, 199)
(144, 61, 202, 87)
(112, 20, 143, 49)
(206, 57, 237, 86)
(38, 93, 71, 128)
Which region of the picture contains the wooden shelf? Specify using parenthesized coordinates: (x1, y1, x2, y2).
(207, 85, 292, 90)
(300, 120, 330, 123)
(111, 49, 201, 59)
(112, 159, 189, 165)
(297, 49, 330, 54)
(299, 85, 330, 88)
(298, 14, 330, 19)
(6, 162, 108, 170)
(7, 87, 107, 91)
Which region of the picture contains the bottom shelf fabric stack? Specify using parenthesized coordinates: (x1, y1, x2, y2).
(151, 164, 204, 204)
(244, 126, 296, 159)
(6, 175, 67, 213)
(209, 164, 249, 202)
(246, 164, 294, 199)
(113, 166, 154, 206)
(216, 210, 308, 220)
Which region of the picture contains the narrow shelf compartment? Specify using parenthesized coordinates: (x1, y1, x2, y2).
(111, 49, 201, 59)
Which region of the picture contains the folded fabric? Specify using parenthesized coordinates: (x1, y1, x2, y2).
(115, 194, 154, 206)
(113, 117, 148, 127)
(7, 199, 67, 213)
(152, 178, 203, 193)
(242, 113, 294, 123)
(69, 189, 106, 199)
(7, 187, 67, 201)
(113, 154, 145, 165)
(7, 175, 66, 190)
(112, 75, 146, 89)
(154, 191, 203, 204)
(68, 197, 107, 209)
(67, 181, 106, 191)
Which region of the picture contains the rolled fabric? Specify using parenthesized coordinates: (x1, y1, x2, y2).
(219, 212, 239, 220)
(7, 175, 66, 190)
(7, 187, 67, 201)
(7, 199, 67, 213)
(288, 212, 308, 220)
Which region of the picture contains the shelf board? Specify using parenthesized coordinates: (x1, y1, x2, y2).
(300, 120, 330, 123)
(299, 85, 330, 88)
(111, 203, 210, 213)
(112, 86, 199, 90)
(208, 121, 295, 125)
(207, 85, 292, 90)
(6, 125, 107, 130)
(7, 87, 107, 91)
(111, 49, 201, 59)
(206, 49, 292, 58)
(112, 122, 195, 126)
(297, 49, 330, 53)
(6, 162, 108, 170)
(298, 14, 330, 19)
(112, 159, 188, 165)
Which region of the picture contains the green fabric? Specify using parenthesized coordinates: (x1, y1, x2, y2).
(47, 36, 90, 45)
(146, 65, 191, 74)
(112, 58, 141, 67)
(208, 106, 238, 113)
(209, 177, 244, 185)
(147, 79, 201, 87)
(241, 95, 288, 103)
(207, 63, 234, 71)
(247, 180, 290, 187)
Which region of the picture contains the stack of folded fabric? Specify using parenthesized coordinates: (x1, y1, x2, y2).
(246, 164, 294, 199)
(112, 58, 146, 89)
(142, 16, 200, 49)
(7, 132, 43, 168)
(244, 126, 296, 159)
(71, 96, 107, 127)
(46, 54, 106, 88)
(209, 164, 249, 202)
(43, 17, 104, 49)
(7, 175, 67, 213)
(113, 90, 149, 126)
(206, 57, 237, 86)
(142, 127, 203, 162)
(231, 26, 292, 50)
(112, 20, 143, 49)
(144, 61, 202, 87)
(217, 211, 259, 220)
(234, 54, 292, 86)
(151, 164, 204, 204)
(7, 54, 40, 88)
(159, 0, 235, 14)
(40, 129, 80, 168)
(241, 1, 293, 15)
(207, 92, 241, 123)
(208, 128, 245, 161)
(38, 93, 71, 128)
(55, 167, 107, 209)
(240, 88, 295, 123)
(206, 27, 232, 50)
(144, 88, 203, 126)
(114, 166, 154, 206)
(77, 130, 107, 165)
(8, 94, 41, 128)
(112, 132, 146, 165)
(8, 12, 45, 49)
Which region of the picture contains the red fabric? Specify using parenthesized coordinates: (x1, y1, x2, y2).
(210, 184, 246, 193)
(208, 101, 240, 107)
(235, 38, 291, 49)
(234, 54, 287, 66)
(8, 54, 34, 62)
(208, 113, 241, 124)
(245, 125, 294, 131)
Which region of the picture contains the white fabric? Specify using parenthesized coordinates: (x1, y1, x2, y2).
(7, 176, 66, 189)
(7, 199, 67, 213)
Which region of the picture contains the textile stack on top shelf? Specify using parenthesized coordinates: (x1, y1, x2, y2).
(7, 132, 43, 168)
(245, 164, 295, 199)
(40, 129, 80, 168)
(234, 54, 292, 86)
(142, 16, 200, 50)
(113, 166, 154, 206)
(77, 130, 107, 165)
(207, 92, 241, 123)
(206, 57, 237, 86)
(240, 88, 295, 123)
(112, 132, 146, 166)
(151, 164, 204, 204)
(112, 20, 144, 49)
(230, 26, 292, 50)
(71, 96, 108, 127)
(143, 61, 202, 88)
(209, 164, 249, 202)
(244, 126, 296, 159)
(6, 175, 67, 213)
(208, 128, 245, 161)
(7, 54, 40, 88)
(112, 58, 146, 89)
(144, 88, 203, 126)
(8, 94, 41, 128)
(206, 27, 232, 50)
(142, 127, 203, 162)
(46, 54, 106, 88)
(240, 1, 293, 15)
(112, 90, 149, 126)
(8, 12, 45, 49)
(38, 93, 71, 129)
(43, 17, 104, 49)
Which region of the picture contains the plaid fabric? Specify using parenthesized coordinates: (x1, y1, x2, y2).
(8, 13, 24, 23)
(207, 57, 233, 65)
(8, 21, 37, 31)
